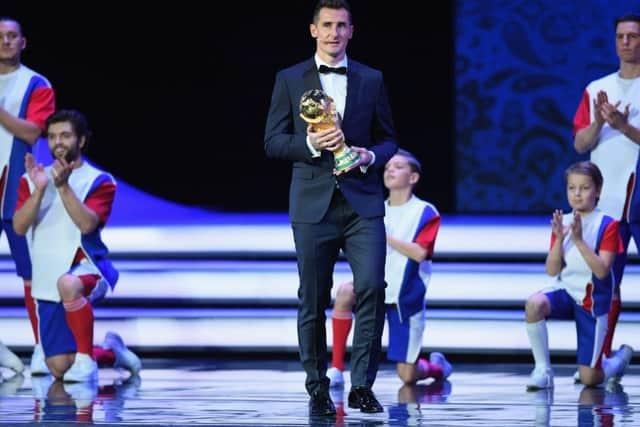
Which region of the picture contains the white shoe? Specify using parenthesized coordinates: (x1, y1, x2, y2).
(605, 345, 633, 382)
(30, 344, 50, 376)
(326, 366, 344, 388)
(429, 352, 453, 380)
(63, 353, 98, 383)
(102, 332, 141, 374)
(526, 367, 553, 390)
(0, 341, 24, 373)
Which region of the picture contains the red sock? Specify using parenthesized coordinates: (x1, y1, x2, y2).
(24, 284, 39, 344)
(331, 310, 352, 371)
(63, 297, 94, 357)
(93, 346, 115, 367)
(418, 358, 443, 381)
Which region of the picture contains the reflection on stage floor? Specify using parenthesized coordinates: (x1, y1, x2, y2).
(0, 359, 638, 426)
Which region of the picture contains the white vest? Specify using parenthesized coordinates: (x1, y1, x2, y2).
(555, 209, 606, 304)
(384, 195, 434, 304)
(587, 72, 640, 219)
(0, 65, 41, 169)
(28, 162, 115, 302)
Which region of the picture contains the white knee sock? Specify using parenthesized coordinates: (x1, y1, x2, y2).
(526, 320, 551, 370)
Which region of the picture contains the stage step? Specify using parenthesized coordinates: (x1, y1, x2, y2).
(2, 260, 640, 309)
(0, 306, 637, 358)
(0, 214, 637, 360)
(0, 217, 637, 261)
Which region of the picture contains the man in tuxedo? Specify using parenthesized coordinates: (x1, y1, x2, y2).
(264, 0, 398, 417)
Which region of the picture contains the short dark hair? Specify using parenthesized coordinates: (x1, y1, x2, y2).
(564, 161, 603, 192)
(614, 13, 640, 29)
(45, 109, 92, 152)
(0, 17, 23, 36)
(396, 148, 422, 174)
(312, 0, 352, 24)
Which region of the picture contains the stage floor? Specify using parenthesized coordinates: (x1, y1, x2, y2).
(0, 359, 638, 426)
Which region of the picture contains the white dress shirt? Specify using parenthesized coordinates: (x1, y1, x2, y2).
(306, 55, 375, 169)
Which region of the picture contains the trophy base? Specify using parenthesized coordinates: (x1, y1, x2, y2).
(334, 146, 361, 172)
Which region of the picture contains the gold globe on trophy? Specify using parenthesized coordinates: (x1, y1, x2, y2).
(299, 89, 360, 172)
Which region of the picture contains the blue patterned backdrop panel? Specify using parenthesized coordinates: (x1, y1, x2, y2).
(455, 0, 633, 213)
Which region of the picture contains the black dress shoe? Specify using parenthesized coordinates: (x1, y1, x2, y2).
(309, 391, 336, 417)
(348, 386, 384, 413)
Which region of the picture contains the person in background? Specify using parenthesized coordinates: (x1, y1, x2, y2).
(524, 161, 632, 391)
(327, 149, 451, 389)
(572, 13, 640, 377)
(13, 109, 140, 382)
(0, 16, 55, 375)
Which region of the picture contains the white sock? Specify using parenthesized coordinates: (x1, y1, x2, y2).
(526, 320, 551, 370)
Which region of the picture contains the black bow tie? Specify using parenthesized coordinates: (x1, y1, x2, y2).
(318, 65, 347, 75)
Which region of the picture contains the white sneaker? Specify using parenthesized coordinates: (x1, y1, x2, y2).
(526, 367, 554, 390)
(605, 344, 633, 382)
(429, 352, 453, 380)
(63, 353, 98, 383)
(0, 341, 24, 373)
(326, 366, 344, 388)
(30, 344, 50, 376)
(102, 332, 141, 374)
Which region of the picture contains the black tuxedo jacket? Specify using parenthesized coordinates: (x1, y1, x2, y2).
(265, 58, 398, 223)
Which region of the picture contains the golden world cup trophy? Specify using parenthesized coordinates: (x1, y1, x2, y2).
(299, 89, 360, 172)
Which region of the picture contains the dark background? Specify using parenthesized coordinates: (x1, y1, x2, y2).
(4, 2, 455, 213)
(453, 0, 625, 213)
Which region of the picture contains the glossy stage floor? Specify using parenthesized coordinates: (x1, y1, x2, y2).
(0, 359, 638, 426)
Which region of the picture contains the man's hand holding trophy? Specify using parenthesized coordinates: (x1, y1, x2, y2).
(299, 89, 363, 174)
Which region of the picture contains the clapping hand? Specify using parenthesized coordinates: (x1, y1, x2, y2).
(593, 90, 609, 127)
(551, 209, 569, 240)
(596, 90, 630, 130)
(51, 158, 75, 187)
(24, 153, 48, 191)
(569, 211, 584, 244)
